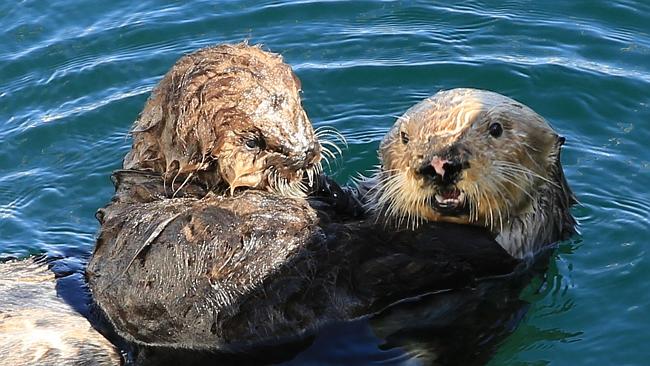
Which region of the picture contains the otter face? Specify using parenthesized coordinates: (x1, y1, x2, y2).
(125, 44, 337, 198)
(213, 101, 322, 197)
(373, 88, 563, 231)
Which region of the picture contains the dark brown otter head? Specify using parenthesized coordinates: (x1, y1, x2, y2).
(123, 43, 323, 197)
(365, 89, 576, 257)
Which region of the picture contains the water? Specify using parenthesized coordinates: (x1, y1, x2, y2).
(1, 1, 649, 364)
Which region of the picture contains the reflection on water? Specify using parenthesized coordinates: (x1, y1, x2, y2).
(1, 0, 649, 364)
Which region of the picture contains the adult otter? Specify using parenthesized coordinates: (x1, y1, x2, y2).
(123, 43, 324, 197)
(359, 89, 576, 258)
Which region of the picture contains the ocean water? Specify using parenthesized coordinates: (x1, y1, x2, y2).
(1, 1, 649, 365)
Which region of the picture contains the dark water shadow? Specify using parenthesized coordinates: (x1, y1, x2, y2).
(364, 252, 552, 366)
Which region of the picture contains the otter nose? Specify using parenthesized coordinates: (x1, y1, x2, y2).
(417, 156, 468, 185)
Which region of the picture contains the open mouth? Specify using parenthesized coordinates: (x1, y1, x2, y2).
(432, 186, 469, 215)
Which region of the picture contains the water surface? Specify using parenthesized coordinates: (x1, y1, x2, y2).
(1, 1, 649, 365)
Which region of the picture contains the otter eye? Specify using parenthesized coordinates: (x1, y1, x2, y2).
(245, 139, 258, 149)
(245, 138, 263, 150)
(489, 122, 503, 138)
(401, 131, 410, 144)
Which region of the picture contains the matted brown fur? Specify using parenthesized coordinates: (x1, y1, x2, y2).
(87, 170, 518, 352)
(0, 258, 120, 366)
(123, 43, 324, 197)
(360, 88, 576, 258)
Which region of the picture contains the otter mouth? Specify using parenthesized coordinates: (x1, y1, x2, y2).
(432, 186, 468, 215)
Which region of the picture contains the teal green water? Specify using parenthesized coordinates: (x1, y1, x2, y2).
(1, 1, 649, 364)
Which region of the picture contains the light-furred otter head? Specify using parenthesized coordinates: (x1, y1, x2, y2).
(364, 88, 576, 258)
(123, 43, 328, 197)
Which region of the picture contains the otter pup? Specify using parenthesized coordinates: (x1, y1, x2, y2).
(123, 43, 324, 197)
(0, 43, 333, 366)
(359, 88, 576, 258)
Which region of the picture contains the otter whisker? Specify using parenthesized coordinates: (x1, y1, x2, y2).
(315, 126, 347, 145)
(170, 167, 185, 195)
(173, 172, 194, 198)
(487, 179, 511, 232)
(321, 154, 332, 172)
(465, 185, 477, 222)
(320, 135, 348, 154)
(357, 169, 402, 198)
(272, 176, 306, 198)
(368, 173, 403, 207)
(316, 132, 347, 149)
(296, 180, 308, 194)
(373, 183, 397, 215)
(497, 173, 534, 202)
(413, 194, 428, 229)
(320, 146, 344, 173)
(383, 175, 413, 229)
(366, 174, 400, 192)
(280, 178, 288, 195)
(268, 170, 279, 195)
(495, 161, 560, 188)
(313, 162, 323, 175)
(471, 185, 482, 223)
(306, 167, 314, 188)
(496, 168, 537, 202)
(372, 174, 403, 218)
(320, 140, 344, 158)
(481, 174, 506, 223)
(481, 188, 494, 230)
(471, 185, 481, 222)
(487, 191, 497, 230)
(320, 145, 339, 161)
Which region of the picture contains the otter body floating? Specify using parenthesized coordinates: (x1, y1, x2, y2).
(87, 170, 517, 351)
(87, 85, 574, 353)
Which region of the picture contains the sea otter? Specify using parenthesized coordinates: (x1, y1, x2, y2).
(86, 90, 565, 355)
(2, 85, 574, 364)
(0, 43, 333, 366)
(122, 43, 327, 197)
(358, 88, 576, 258)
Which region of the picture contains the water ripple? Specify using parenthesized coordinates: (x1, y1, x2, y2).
(1, 1, 649, 364)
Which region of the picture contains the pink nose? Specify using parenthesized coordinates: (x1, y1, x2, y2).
(430, 156, 449, 178)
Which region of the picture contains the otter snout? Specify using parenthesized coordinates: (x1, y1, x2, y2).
(417, 156, 469, 185)
(304, 143, 321, 168)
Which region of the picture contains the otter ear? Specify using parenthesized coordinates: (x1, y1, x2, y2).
(558, 136, 566, 146)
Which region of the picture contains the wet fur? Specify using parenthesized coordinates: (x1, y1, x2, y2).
(359, 89, 576, 258)
(123, 43, 324, 197)
(0, 258, 120, 366)
(87, 170, 519, 352)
